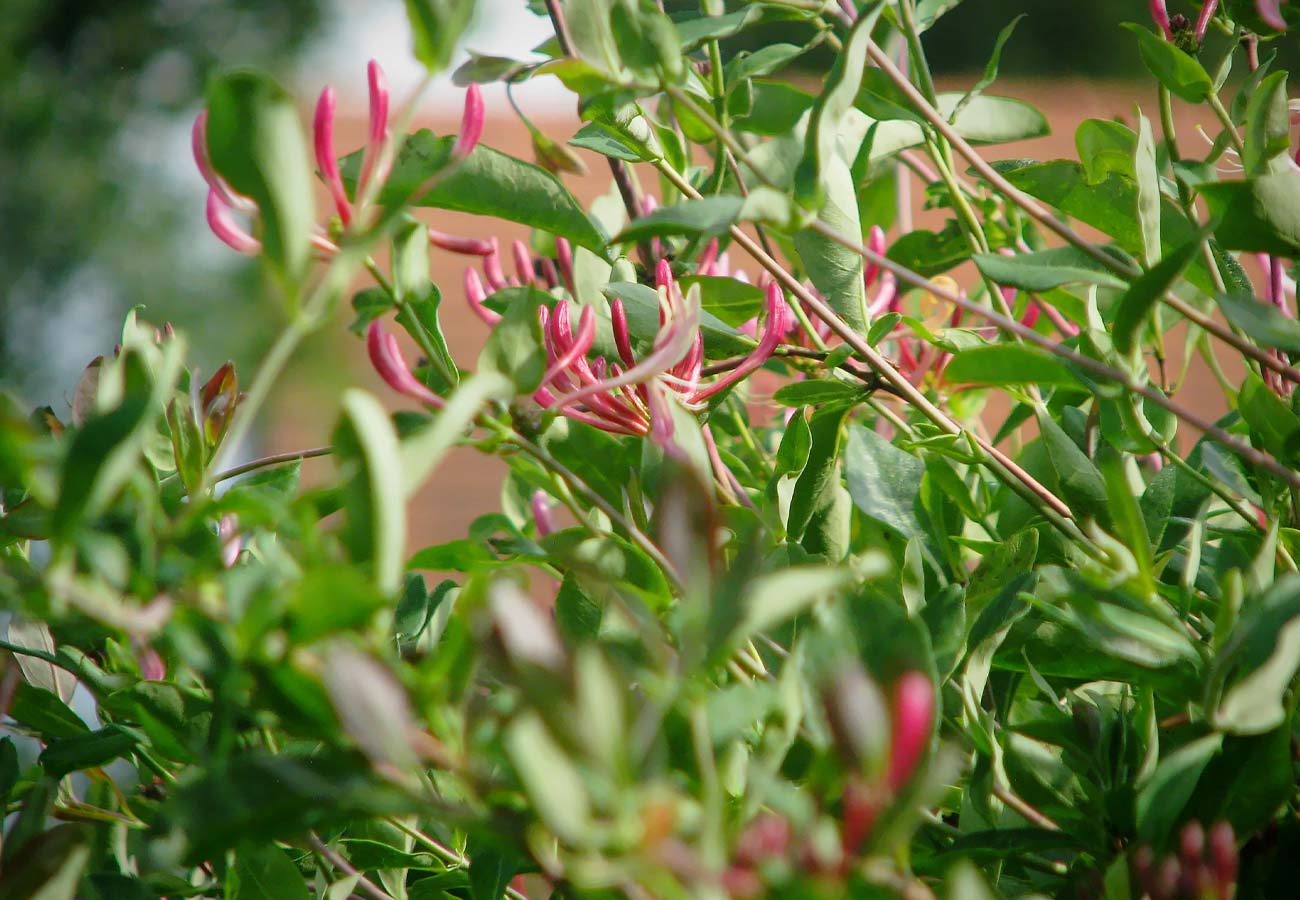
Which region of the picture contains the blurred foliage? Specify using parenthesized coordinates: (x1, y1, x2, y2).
(0, 0, 325, 403)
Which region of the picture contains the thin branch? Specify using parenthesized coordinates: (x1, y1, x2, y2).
(211, 446, 332, 485)
(862, 40, 1300, 387)
(309, 833, 396, 900)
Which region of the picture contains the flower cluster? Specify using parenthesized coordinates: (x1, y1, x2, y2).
(1131, 821, 1239, 900)
(193, 60, 484, 256)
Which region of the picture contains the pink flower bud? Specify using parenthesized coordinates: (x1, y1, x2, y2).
(1257, 0, 1288, 30)
(366, 321, 443, 407)
(428, 229, 494, 256)
(840, 777, 881, 859)
(314, 86, 352, 226)
(512, 240, 535, 285)
(1208, 821, 1238, 894)
(192, 112, 235, 205)
(655, 258, 676, 293)
(359, 60, 391, 193)
(205, 189, 261, 255)
(452, 84, 485, 160)
(696, 238, 719, 276)
(611, 297, 637, 368)
(219, 513, 242, 568)
(465, 268, 501, 325)
(531, 490, 557, 537)
(734, 814, 792, 867)
(483, 239, 510, 290)
(136, 645, 166, 681)
(887, 671, 933, 791)
(1150, 0, 1174, 38)
(1195, 0, 1220, 41)
(693, 282, 789, 402)
(555, 237, 575, 293)
(863, 225, 886, 288)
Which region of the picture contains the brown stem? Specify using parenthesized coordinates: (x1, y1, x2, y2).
(809, 218, 1300, 492)
(652, 162, 1088, 543)
(863, 40, 1300, 387)
(309, 834, 396, 900)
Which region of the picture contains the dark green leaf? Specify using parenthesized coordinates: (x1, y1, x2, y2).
(230, 843, 312, 900)
(1215, 292, 1300, 353)
(613, 196, 743, 243)
(39, 725, 137, 778)
(772, 380, 871, 408)
(1201, 171, 1300, 256)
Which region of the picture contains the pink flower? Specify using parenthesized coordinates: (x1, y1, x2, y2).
(452, 83, 484, 160)
(366, 321, 444, 408)
(533, 264, 789, 445)
(314, 86, 351, 226)
(531, 490, 557, 537)
(1150, 0, 1174, 39)
(886, 671, 933, 791)
(1257, 0, 1288, 30)
(1195, 0, 1220, 41)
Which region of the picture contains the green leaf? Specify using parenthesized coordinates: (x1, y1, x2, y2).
(466, 840, 520, 900)
(1112, 238, 1205, 354)
(400, 371, 513, 496)
(337, 390, 406, 595)
(1122, 23, 1213, 102)
(972, 246, 1129, 292)
(353, 132, 609, 256)
(290, 566, 389, 643)
(887, 226, 973, 277)
(612, 196, 743, 243)
(1136, 734, 1223, 846)
(1135, 112, 1161, 268)
(844, 425, 926, 542)
(1076, 118, 1137, 185)
(9, 682, 88, 739)
(1035, 412, 1108, 524)
(786, 404, 851, 554)
(504, 711, 593, 845)
(205, 71, 314, 282)
(725, 43, 806, 85)
(772, 380, 871, 408)
(944, 345, 1081, 388)
(1243, 71, 1292, 175)
(735, 566, 859, 645)
(39, 725, 137, 778)
(478, 288, 547, 393)
(1201, 170, 1300, 256)
(1238, 373, 1300, 464)
(405, 0, 474, 73)
(1211, 575, 1300, 734)
(1215, 292, 1300, 353)
(677, 275, 765, 327)
(230, 843, 312, 900)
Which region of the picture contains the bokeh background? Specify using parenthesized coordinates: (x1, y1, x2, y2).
(0, 0, 1264, 542)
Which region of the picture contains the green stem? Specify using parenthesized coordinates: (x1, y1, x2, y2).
(210, 446, 331, 486)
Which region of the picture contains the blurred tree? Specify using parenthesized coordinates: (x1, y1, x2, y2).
(0, 0, 324, 403)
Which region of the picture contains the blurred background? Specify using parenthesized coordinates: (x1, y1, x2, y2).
(0, 0, 1262, 540)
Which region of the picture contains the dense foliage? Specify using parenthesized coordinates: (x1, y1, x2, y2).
(4, 0, 1300, 897)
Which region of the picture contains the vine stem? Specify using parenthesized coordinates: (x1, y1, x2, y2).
(210, 446, 332, 485)
(809, 217, 1300, 492)
(650, 161, 1095, 553)
(308, 833, 398, 900)
(861, 40, 1300, 387)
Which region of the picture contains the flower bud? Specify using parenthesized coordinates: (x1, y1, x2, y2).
(1209, 821, 1238, 895)
(531, 490, 557, 537)
(205, 190, 260, 255)
(452, 84, 485, 160)
(366, 322, 443, 407)
(1150, 0, 1174, 39)
(1258, 0, 1288, 31)
(887, 670, 934, 791)
(314, 86, 351, 225)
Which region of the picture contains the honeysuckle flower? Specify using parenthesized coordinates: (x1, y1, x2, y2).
(535, 262, 790, 445)
(219, 513, 242, 568)
(1150, 0, 1174, 39)
(196, 60, 483, 256)
(366, 321, 444, 408)
(1258, 0, 1288, 30)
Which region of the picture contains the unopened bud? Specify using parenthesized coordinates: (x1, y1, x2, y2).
(887, 671, 934, 791)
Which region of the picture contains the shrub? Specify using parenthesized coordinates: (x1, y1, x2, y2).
(3, 1, 1300, 897)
